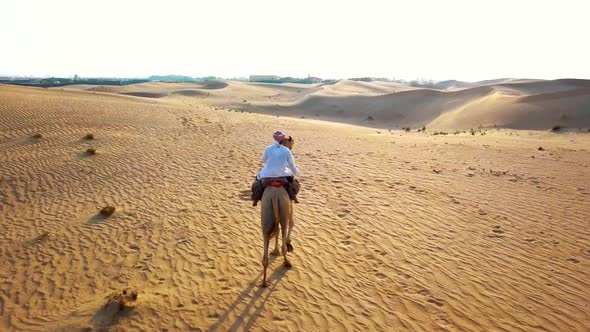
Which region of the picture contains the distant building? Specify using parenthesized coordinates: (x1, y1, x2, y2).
(249, 75, 281, 82)
(308, 77, 322, 83)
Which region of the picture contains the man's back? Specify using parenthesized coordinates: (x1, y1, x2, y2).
(258, 144, 299, 179)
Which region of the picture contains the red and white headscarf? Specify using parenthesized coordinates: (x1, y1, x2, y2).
(273, 131, 286, 145)
(273, 131, 286, 141)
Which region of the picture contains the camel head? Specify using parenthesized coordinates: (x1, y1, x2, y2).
(282, 136, 294, 150)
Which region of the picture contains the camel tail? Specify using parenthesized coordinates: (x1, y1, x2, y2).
(271, 194, 280, 238)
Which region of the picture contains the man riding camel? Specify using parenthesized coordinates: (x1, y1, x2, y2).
(252, 131, 300, 206)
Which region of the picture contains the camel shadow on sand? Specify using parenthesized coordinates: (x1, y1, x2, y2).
(209, 256, 290, 331)
(90, 288, 139, 330)
(91, 301, 137, 330)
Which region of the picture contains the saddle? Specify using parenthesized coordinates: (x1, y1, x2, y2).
(261, 177, 289, 187)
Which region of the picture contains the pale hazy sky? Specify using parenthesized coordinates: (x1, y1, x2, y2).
(2, 0, 589, 81)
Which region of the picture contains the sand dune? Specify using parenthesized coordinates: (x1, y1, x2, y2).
(61, 81, 228, 99)
(243, 86, 494, 128)
(208, 79, 590, 131)
(495, 79, 590, 95)
(314, 80, 411, 96)
(1, 83, 589, 331)
(433, 78, 535, 91)
(429, 85, 590, 130)
(50, 78, 590, 130)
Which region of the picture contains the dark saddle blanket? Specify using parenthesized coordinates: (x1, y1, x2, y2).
(251, 176, 299, 201)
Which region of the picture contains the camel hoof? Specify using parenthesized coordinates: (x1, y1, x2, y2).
(287, 243, 294, 253)
(260, 281, 269, 288)
(284, 260, 292, 268)
(270, 249, 280, 256)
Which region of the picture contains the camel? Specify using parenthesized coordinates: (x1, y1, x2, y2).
(260, 136, 295, 287)
(260, 181, 293, 287)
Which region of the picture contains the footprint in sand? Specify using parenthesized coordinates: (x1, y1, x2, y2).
(435, 317, 451, 326)
(337, 209, 351, 218)
(566, 258, 580, 264)
(488, 226, 505, 238)
(492, 228, 504, 234)
(427, 298, 444, 307)
(409, 186, 427, 194)
(375, 273, 387, 280)
(417, 289, 429, 296)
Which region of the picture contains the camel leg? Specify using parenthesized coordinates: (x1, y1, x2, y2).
(261, 232, 270, 287)
(281, 217, 292, 268)
(286, 203, 294, 252)
(271, 232, 280, 256)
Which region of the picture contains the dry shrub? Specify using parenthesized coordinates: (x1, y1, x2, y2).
(100, 206, 115, 216)
(104, 288, 138, 311)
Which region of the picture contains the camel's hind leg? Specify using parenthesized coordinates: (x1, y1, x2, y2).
(271, 232, 280, 256)
(286, 203, 294, 252)
(261, 231, 270, 287)
(281, 222, 292, 268)
(279, 197, 292, 268)
(261, 192, 277, 288)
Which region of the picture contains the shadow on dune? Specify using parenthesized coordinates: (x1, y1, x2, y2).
(119, 92, 168, 98)
(171, 89, 209, 97)
(199, 82, 228, 90)
(209, 258, 289, 331)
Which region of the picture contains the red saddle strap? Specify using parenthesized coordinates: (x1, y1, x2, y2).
(270, 181, 284, 187)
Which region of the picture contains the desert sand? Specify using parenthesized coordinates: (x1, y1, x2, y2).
(1, 81, 589, 331)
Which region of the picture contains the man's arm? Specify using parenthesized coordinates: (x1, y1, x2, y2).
(286, 150, 300, 176)
(262, 147, 268, 164)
